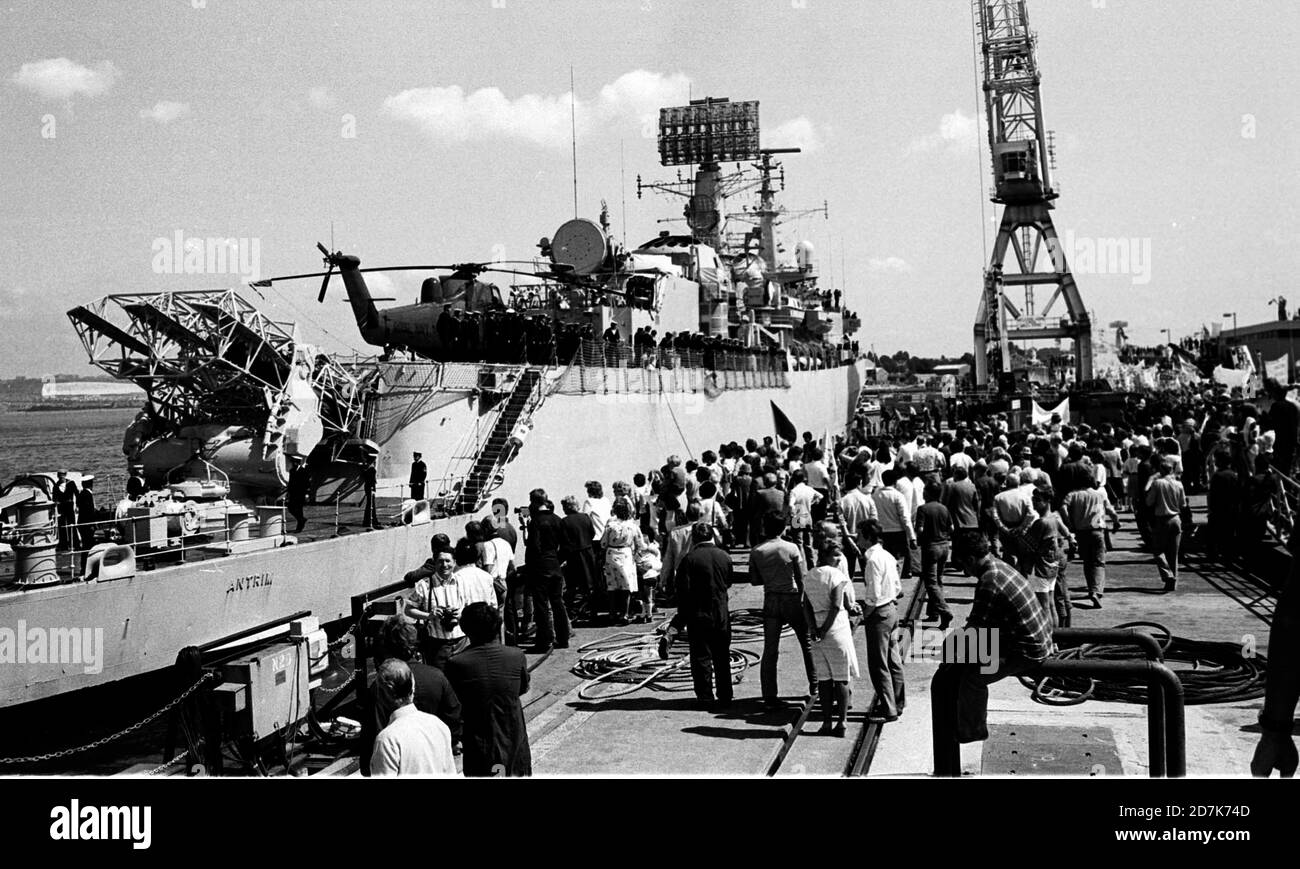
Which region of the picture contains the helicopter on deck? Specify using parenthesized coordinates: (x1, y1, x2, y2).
(253, 211, 706, 362)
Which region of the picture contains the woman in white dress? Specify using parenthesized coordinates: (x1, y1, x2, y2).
(801, 540, 861, 737)
(601, 499, 646, 626)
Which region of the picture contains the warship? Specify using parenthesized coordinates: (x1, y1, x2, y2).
(0, 97, 865, 709)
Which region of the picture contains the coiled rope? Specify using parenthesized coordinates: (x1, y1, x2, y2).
(1020, 621, 1269, 706)
(571, 609, 781, 701)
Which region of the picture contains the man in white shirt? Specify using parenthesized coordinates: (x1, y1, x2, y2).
(370, 659, 458, 776)
(871, 468, 917, 576)
(581, 481, 612, 540)
(948, 447, 975, 475)
(859, 520, 905, 722)
(838, 480, 878, 578)
(896, 464, 924, 577)
(406, 550, 467, 669)
(787, 470, 823, 567)
(913, 435, 945, 484)
(896, 437, 919, 468)
(452, 538, 498, 609)
(477, 517, 513, 604)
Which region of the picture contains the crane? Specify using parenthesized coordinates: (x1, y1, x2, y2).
(971, 0, 1093, 390)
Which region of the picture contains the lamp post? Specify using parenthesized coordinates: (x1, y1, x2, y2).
(1223, 312, 1237, 332)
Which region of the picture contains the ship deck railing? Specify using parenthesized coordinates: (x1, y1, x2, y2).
(422, 338, 856, 379)
(0, 482, 451, 591)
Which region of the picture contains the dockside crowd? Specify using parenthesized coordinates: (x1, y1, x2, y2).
(361, 377, 1300, 777)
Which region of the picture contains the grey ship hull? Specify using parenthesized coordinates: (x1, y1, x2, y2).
(0, 362, 863, 707)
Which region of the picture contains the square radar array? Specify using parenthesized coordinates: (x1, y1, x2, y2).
(657, 98, 760, 167)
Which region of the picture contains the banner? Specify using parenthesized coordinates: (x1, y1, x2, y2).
(1265, 354, 1290, 384)
(1213, 365, 1251, 391)
(1031, 397, 1069, 425)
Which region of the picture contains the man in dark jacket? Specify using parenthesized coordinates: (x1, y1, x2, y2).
(523, 489, 569, 652)
(1206, 448, 1240, 565)
(362, 614, 463, 776)
(559, 494, 599, 619)
(361, 457, 379, 528)
(1266, 378, 1300, 476)
(53, 470, 76, 551)
(677, 523, 735, 708)
(409, 452, 427, 500)
(446, 603, 532, 777)
(74, 476, 97, 554)
(286, 461, 310, 533)
(750, 472, 786, 542)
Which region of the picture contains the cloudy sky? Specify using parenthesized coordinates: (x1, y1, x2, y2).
(2, 0, 1297, 377)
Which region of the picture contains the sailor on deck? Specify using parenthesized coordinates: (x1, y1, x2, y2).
(74, 476, 96, 555)
(409, 452, 427, 501)
(53, 470, 76, 551)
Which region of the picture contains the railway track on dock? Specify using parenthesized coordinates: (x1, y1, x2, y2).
(765, 573, 928, 777)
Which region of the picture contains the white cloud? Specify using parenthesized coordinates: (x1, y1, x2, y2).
(307, 86, 336, 109)
(868, 257, 912, 274)
(0, 286, 31, 319)
(139, 101, 191, 124)
(11, 58, 118, 101)
(362, 272, 401, 300)
(383, 69, 691, 148)
(908, 109, 981, 155)
(766, 116, 826, 153)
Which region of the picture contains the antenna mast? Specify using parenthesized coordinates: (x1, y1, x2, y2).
(570, 66, 579, 218)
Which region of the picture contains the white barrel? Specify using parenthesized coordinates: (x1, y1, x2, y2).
(256, 506, 285, 538)
(15, 542, 59, 587)
(226, 507, 253, 542)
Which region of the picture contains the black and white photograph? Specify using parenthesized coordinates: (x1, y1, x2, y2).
(0, 0, 1295, 851)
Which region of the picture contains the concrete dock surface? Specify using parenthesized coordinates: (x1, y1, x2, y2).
(520, 499, 1277, 777)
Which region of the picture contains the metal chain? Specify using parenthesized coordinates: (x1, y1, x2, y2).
(145, 752, 191, 777)
(315, 672, 356, 696)
(325, 621, 358, 651)
(0, 672, 215, 765)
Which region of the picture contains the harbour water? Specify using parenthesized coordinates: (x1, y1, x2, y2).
(0, 407, 138, 493)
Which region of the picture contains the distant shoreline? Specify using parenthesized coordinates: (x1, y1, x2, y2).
(1, 402, 141, 414)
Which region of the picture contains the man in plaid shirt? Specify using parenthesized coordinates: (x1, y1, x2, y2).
(933, 531, 1052, 750)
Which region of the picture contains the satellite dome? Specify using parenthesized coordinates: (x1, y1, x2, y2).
(795, 240, 816, 272)
(550, 218, 610, 275)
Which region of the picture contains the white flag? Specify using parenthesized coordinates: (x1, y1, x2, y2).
(1266, 354, 1290, 383)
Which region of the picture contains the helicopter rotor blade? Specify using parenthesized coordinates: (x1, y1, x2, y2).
(317, 266, 334, 303)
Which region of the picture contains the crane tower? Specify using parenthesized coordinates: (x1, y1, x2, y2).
(972, 0, 1092, 389)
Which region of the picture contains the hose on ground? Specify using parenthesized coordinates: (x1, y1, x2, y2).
(1020, 621, 1268, 706)
(571, 609, 774, 701)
